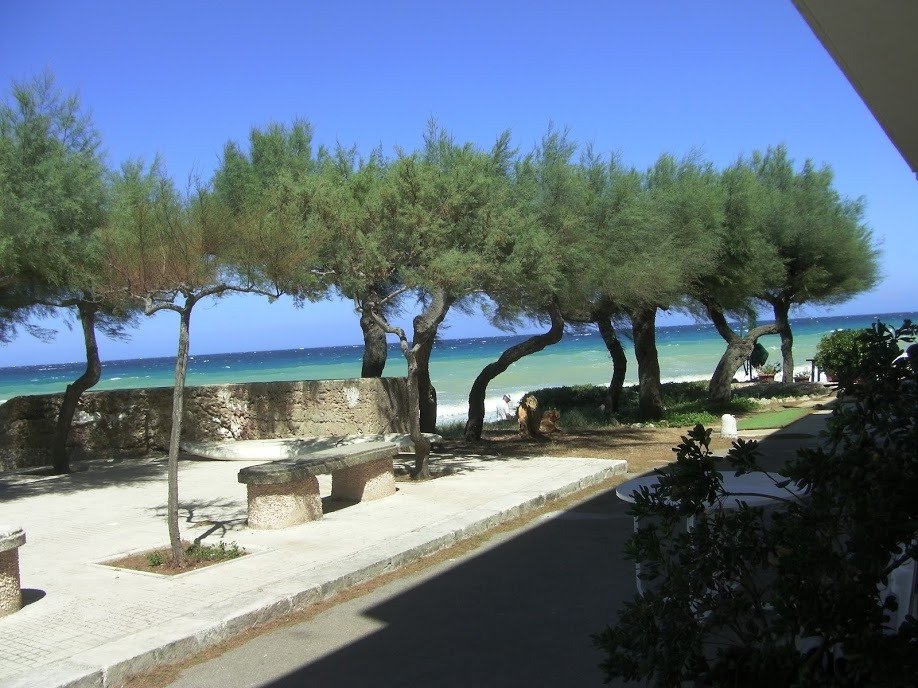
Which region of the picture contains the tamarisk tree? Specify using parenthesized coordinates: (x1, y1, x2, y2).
(103, 161, 294, 566)
(752, 146, 879, 376)
(620, 154, 722, 419)
(463, 129, 585, 441)
(0, 73, 140, 472)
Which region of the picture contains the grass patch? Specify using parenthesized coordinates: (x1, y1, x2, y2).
(737, 407, 811, 431)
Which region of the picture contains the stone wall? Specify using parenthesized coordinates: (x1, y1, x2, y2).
(0, 378, 411, 471)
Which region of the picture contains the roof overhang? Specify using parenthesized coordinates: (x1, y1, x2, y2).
(793, 0, 918, 176)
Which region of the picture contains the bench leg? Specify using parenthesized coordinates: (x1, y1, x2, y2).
(247, 477, 322, 529)
(331, 457, 396, 502)
(0, 548, 22, 617)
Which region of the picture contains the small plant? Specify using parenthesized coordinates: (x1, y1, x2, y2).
(186, 540, 243, 563)
(755, 362, 781, 376)
(146, 551, 165, 567)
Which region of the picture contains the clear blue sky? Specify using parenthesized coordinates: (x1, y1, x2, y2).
(1, 1, 915, 366)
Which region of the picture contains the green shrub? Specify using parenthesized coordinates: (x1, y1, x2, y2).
(526, 384, 607, 412)
(813, 328, 869, 386)
(522, 381, 761, 428)
(594, 321, 918, 686)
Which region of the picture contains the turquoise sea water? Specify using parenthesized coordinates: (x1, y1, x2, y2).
(1, 311, 915, 424)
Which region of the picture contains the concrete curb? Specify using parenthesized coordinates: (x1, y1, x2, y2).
(3, 461, 626, 688)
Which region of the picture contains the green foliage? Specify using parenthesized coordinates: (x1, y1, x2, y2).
(753, 146, 879, 308)
(146, 551, 165, 567)
(594, 321, 918, 687)
(186, 540, 244, 562)
(732, 381, 822, 400)
(755, 362, 781, 375)
(813, 328, 870, 385)
(0, 73, 108, 340)
(145, 541, 243, 568)
(522, 382, 758, 428)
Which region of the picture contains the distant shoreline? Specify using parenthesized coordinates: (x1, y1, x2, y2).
(2, 311, 914, 421)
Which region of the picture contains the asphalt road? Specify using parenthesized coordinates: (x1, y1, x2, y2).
(166, 487, 636, 688)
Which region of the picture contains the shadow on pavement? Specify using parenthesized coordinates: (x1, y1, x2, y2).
(264, 487, 637, 688)
(0, 456, 168, 501)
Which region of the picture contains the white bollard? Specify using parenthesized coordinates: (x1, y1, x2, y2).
(720, 414, 738, 439)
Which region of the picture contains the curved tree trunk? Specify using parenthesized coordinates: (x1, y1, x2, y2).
(50, 301, 102, 474)
(360, 306, 388, 377)
(167, 304, 193, 567)
(629, 305, 665, 421)
(771, 300, 794, 379)
(596, 315, 627, 413)
(464, 300, 564, 441)
(413, 288, 454, 433)
(706, 304, 782, 407)
(405, 346, 432, 479)
(364, 304, 431, 479)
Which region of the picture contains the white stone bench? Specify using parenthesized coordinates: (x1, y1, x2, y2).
(237, 441, 398, 529)
(0, 525, 25, 616)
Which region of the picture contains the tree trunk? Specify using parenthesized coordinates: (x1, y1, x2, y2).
(772, 300, 794, 379)
(413, 288, 454, 433)
(596, 315, 627, 413)
(629, 305, 665, 421)
(50, 301, 102, 474)
(706, 304, 782, 407)
(360, 306, 388, 377)
(463, 300, 564, 441)
(404, 349, 432, 479)
(167, 304, 193, 567)
(366, 305, 432, 480)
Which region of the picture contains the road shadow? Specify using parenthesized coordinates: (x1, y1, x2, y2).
(261, 487, 638, 687)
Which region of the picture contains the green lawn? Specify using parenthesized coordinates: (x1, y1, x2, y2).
(737, 406, 811, 431)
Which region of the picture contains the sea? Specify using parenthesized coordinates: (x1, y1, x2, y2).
(1, 311, 915, 425)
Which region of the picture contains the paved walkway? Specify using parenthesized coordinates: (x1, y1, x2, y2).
(0, 451, 627, 687)
(0, 397, 835, 688)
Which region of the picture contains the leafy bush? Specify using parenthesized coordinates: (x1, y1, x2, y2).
(526, 384, 608, 412)
(813, 328, 870, 386)
(594, 321, 918, 686)
(524, 381, 757, 428)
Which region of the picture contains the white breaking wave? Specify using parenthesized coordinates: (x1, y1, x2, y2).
(436, 390, 528, 425)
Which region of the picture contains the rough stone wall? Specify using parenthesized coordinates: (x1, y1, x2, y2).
(0, 378, 410, 471)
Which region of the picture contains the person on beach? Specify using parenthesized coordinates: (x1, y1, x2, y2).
(496, 394, 515, 421)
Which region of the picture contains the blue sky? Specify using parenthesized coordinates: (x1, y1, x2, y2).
(1, 1, 915, 366)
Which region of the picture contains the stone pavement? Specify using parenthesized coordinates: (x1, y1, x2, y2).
(0, 451, 627, 687)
